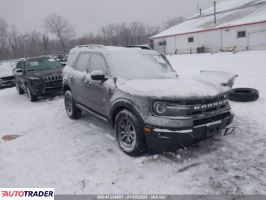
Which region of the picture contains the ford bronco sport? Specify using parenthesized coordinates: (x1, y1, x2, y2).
(63, 45, 237, 155)
(14, 56, 64, 101)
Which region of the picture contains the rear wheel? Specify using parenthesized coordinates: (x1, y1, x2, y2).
(16, 82, 24, 95)
(26, 85, 37, 102)
(64, 90, 82, 119)
(115, 110, 146, 156)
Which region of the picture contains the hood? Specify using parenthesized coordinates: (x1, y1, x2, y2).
(26, 67, 63, 77)
(116, 71, 237, 99)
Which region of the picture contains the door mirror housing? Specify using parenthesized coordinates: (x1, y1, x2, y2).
(16, 68, 23, 73)
(91, 70, 107, 81)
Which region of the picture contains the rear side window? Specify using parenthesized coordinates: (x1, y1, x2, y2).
(89, 54, 107, 74)
(76, 53, 90, 72)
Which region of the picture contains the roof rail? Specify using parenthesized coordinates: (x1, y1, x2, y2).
(77, 44, 105, 49)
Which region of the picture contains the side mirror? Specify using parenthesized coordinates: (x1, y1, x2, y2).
(16, 68, 23, 73)
(91, 70, 106, 81)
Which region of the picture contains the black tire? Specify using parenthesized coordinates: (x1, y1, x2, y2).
(26, 85, 37, 102)
(115, 109, 146, 156)
(16, 82, 24, 95)
(64, 90, 82, 119)
(229, 88, 259, 102)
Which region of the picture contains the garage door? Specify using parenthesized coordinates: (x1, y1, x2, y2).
(248, 30, 266, 50)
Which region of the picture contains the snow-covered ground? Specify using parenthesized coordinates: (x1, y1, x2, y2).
(0, 50, 266, 194)
(0, 61, 15, 78)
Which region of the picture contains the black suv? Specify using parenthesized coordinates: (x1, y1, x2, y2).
(63, 45, 236, 155)
(14, 56, 64, 101)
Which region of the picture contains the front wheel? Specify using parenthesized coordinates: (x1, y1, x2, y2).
(26, 85, 37, 101)
(64, 90, 82, 119)
(16, 82, 24, 95)
(115, 110, 146, 156)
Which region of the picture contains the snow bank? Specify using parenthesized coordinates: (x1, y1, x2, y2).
(0, 61, 14, 78)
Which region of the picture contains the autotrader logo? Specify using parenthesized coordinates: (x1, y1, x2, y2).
(0, 188, 54, 200)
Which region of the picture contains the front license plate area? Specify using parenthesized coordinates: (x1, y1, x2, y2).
(206, 122, 221, 137)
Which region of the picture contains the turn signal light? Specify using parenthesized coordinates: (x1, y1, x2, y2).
(144, 127, 153, 133)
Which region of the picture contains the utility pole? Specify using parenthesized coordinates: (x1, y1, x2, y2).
(214, 1, 217, 23)
(197, 1, 200, 13)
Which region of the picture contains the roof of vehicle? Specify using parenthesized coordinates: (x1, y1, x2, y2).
(69, 45, 159, 55)
(124, 45, 152, 50)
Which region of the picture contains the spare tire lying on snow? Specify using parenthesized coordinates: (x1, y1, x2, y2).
(229, 88, 259, 102)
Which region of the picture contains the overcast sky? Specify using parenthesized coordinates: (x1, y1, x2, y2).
(0, 0, 227, 36)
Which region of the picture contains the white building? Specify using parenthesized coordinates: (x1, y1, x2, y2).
(150, 0, 266, 54)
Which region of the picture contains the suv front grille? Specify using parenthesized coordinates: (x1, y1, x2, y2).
(193, 112, 231, 126)
(43, 74, 62, 83)
(184, 95, 226, 105)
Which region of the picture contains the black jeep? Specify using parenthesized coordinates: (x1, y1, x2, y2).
(14, 56, 64, 101)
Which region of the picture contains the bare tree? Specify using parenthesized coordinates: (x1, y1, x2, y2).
(0, 17, 9, 59)
(8, 26, 19, 58)
(0, 17, 163, 60)
(42, 34, 49, 54)
(162, 16, 185, 30)
(129, 22, 147, 44)
(43, 14, 75, 52)
(79, 33, 103, 45)
(97, 22, 159, 46)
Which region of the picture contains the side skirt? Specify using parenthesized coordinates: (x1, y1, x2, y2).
(76, 103, 109, 123)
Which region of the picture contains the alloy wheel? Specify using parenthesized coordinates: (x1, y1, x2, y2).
(65, 93, 73, 116)
(118, 117, 137, 152)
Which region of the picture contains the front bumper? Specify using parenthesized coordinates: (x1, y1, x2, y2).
(145, 111, 234, 154)
(0, 76, 15, 89)
(29, 80, 62, 96)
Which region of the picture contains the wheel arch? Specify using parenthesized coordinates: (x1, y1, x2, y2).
(110, 100, 144, 128)
(63, 84, 71, 93)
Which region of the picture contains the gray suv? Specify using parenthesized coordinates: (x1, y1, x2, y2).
(63, 45, 236, 156)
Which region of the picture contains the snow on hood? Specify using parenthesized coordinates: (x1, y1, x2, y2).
(117, 71, 237, 99)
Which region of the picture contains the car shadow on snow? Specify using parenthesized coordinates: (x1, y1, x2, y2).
(37, 93, 63, 102)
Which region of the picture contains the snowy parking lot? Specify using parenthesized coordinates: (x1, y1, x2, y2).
(0, 50, 266, 194)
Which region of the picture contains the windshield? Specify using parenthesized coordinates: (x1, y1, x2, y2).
(25, 57, 62, 71)
(107, 54, 177, 79)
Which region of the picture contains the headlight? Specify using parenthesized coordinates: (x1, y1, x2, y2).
(28, 76, 40, 80)
(153, 101, 190, 116)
